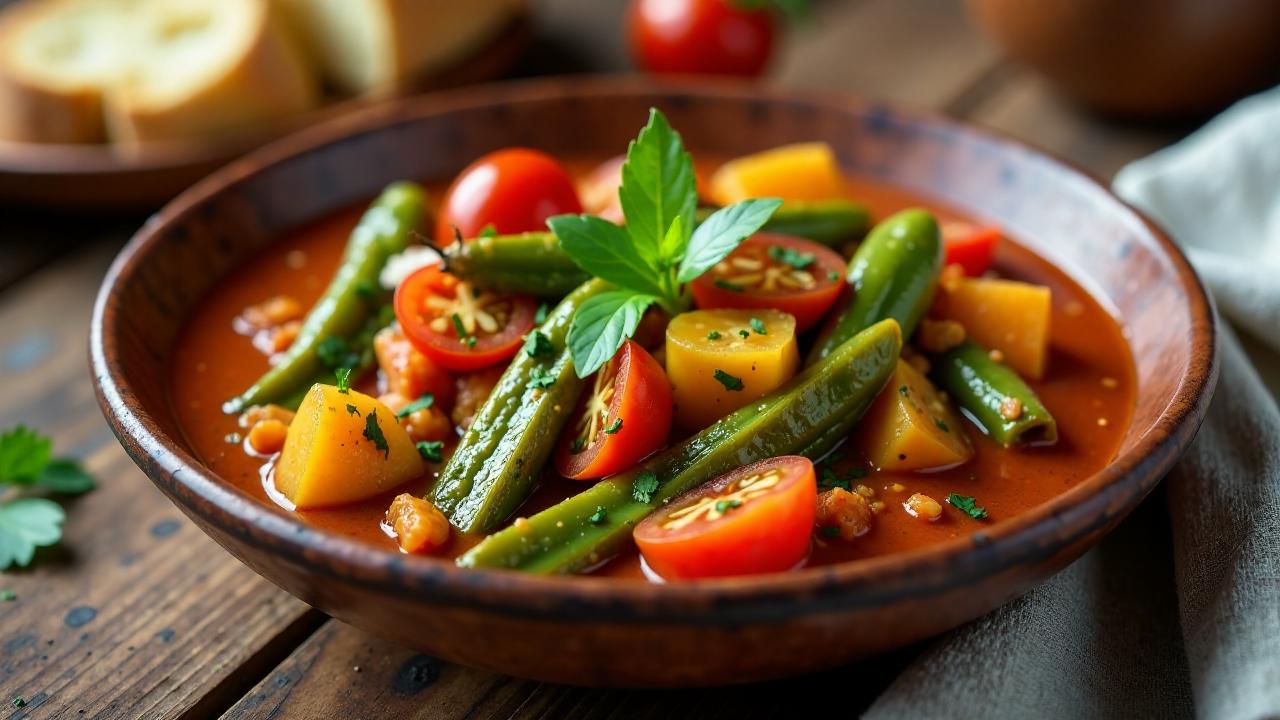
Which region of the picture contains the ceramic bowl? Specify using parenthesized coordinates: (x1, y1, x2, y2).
(91, 77, 1217, 687)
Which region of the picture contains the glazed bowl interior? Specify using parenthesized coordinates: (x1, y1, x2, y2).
(92, 77, 1216, 685)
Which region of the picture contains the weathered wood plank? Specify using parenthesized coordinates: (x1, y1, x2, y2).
(0, 240, 323, 719)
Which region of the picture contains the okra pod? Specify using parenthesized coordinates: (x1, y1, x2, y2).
(930, 339, 1057, 446)
(441, 232, 589, 297)
(697, 199, 870, 247)
(224, 182, 425, 414)
(458, 318, 903, 573)
(806, 208, 942, 367)
(430, 279, 609, 532)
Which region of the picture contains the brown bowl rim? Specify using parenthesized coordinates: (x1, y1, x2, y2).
(90, 75, 1218, 623)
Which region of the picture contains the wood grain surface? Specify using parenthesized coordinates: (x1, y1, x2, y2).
(0, 0, 1220, 717)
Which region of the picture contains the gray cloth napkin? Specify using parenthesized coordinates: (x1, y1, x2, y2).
(867, 89, 1280, 719)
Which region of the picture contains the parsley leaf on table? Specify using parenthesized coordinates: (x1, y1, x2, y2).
(0, 425, 95, 570)
(548, 108, 782, 377)
(0, 498, 64, 570)
(0, 426, 51, 486)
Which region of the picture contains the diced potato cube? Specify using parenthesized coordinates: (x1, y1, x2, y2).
(856, 360, 973, 471)
(275, 384, 424, 509)
(709, 142, 844, 205)
(665, 309, 799, 431)
(931, 277, 1051, 380)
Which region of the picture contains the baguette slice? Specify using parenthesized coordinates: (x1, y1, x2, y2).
(279, 0, 524, 95)
(104, 0, 319, 147)
(0, 0, 132, 143)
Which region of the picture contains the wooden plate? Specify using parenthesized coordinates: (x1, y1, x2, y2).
(0, 13, 530, 211)
(90, 76, 1218, 687)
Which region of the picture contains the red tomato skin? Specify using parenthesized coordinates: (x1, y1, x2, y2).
(690, 233, 847, 332)
(943, 225, 1000, 276)
(633, 456, 816, 580)
(555, 340, 673, 480)
(393, 266, 536, 371)
(435, 148, 582, 244)
(628, 0, 774, 77)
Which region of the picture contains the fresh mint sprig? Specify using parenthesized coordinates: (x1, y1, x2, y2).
(548, 108, 781, 376)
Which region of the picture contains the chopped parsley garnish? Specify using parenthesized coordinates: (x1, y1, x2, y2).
(0, 426, 94, 570)
(12, 697, 25, 708)
(588, 506, 608, 524)
(706, 331, 722, 340)
(713, 279, 745, 293)
(354, 279, 379, 299)
(451, 313, 476, 348)
(534, 303, 549, 324)
(317, 336, 359, 370)
(571, 437, 587, 452)
(0, 590, 15, 602)
(527, 367, 557, 390)
(334, 367, 352, 394)
(767, 244, 815, 269)
(416, 441, 444, 463)
(604, 418, 623, 434)
(934, 417, 950, 433)
(632, 471, 659, 503)
(738, 329, 751, 339)
(713, 369, 744, 391)
(947, 493, 989, 520)
(714, 499, 743, 513)
(396, 393, 435, 418)
(478, 224, 498, 238)
(749, 317, 767, 335)
(898, 385, 910, 395)
(345, 404, 359, 416)
(523, 331, 554, 358)
(820, 526, 841, 538)
(362, 411, 389, 459)
(818, 466, 851, 491)
(827, 270, 840, 281)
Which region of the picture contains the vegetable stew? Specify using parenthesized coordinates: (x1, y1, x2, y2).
(170, 112, 1135, 581)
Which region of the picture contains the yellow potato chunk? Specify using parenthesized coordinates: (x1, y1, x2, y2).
(709, 142, 844, 206)
(665, 309, 799, 431)
(856, 360, 973, 472)
(931, 277, 1051, 380)
(275, 384, 425, 509)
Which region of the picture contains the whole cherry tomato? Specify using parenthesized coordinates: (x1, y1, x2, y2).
(555, 340, 672, 479)
(393, 265, 536, 371)
(690, 233, 847, 332)
(435, 148, 582, 244)
(628, 0, 775, 77)
(634, 455, 817, 580)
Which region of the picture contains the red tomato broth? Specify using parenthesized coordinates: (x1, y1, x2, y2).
(169, 165, 1136, 581)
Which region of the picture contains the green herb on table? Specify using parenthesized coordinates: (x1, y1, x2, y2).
(0, 590, 15, 602)
(947, 493, 988, 520)
(396, 393, 435, 418)
(334, 367, 352, 394)
(363, 412, 389, 459)
(749, 317, 767, 335)
(523, 331, 554, 358)
(12, 697, 25, 709)
(713, 369, 744, 391)
(632, 470, 660, 503)
(416, 441, 444, 463)
(547, 108, 782, 377)
(588, 506, 608, 525)
(768, 245, 815, 269)
(0, 426, 95, 570)
(527, 367, 556, 390)
(604, 418, 623, 434)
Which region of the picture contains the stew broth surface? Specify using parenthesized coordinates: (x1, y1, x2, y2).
(170, 167, 1136, 580)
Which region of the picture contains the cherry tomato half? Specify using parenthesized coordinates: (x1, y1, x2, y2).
(634, 456, 816, 580)
(555, 340, 672, 480)
(435, 148, 582, 244)
(393, 265, 536, 371)
(629, 0, 775, 77)
(690, 233, 847, 332)
(942, 222, 1000, 276)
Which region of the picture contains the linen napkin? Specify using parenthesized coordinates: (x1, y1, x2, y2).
(865, 88, 1280, 719)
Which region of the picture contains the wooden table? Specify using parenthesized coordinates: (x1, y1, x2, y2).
(0, 1, 1218, 717)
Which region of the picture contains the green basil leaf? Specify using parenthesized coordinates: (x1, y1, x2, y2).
(566, 291, 657, 377)
(547, 214, 666, 297)
(0, 498, 64, 570)
(619, 108, 697, 265)
(676, 198, 783, 283)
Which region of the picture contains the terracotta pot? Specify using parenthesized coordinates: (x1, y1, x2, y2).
(91, 76, 1217, 687)
(967, 0, 1280, 118)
